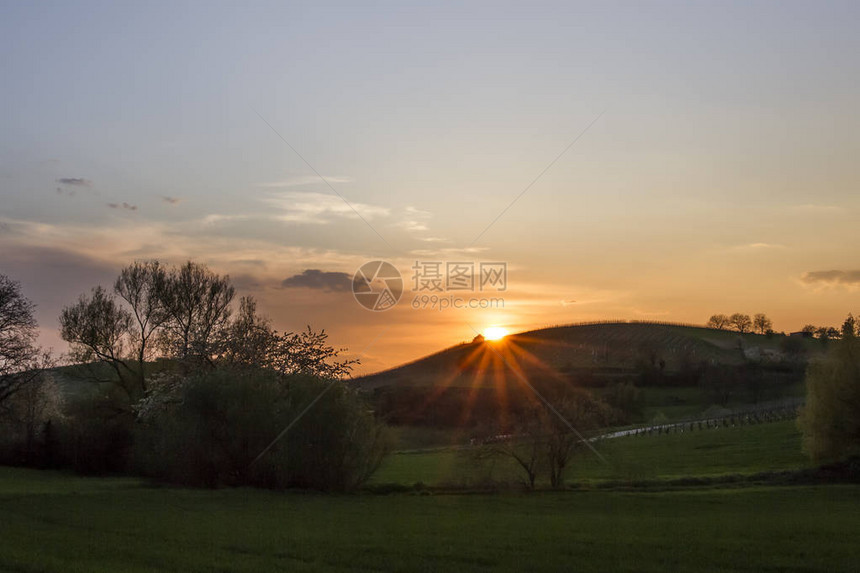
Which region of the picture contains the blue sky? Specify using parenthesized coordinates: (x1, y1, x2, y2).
(2, 1, 859, 371)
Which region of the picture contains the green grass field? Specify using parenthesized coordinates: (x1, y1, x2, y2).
(373, 421, 812, 487)
(0, 466, 857, 572)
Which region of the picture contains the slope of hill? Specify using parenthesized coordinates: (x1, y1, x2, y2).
(354, 322, 819, 390)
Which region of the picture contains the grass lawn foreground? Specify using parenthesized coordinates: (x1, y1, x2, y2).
(0, 465, 858, 572)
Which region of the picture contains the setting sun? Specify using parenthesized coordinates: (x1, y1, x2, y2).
(483, 326, 509, 341)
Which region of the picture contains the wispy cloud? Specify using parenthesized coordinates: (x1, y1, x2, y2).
(107, 202, 138, 211)
(396, 206, 433, 233)
(729, 242, 786, 251)
(201, 213, 249, 225)
(260, 175, 354, 188)
(264, 191, 389, 224)
(282, 269, 352, 292)
(788, 204, 845, 214)
(57, 177, 92, 186)
(0, 216, 364, 277)
(161, 196, 181, 204)
(409, 246, 488, 257)
(800, 270, 860, 287)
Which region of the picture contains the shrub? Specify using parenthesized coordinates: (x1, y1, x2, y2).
(58, 392, 135, 474)
(0, 373, 64, 467)
(798, 335, 860, 461)
(134, 367, 391, 491)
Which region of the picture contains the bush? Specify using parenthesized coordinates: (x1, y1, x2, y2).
(604, 382, 644, 423)
(59, 392, 135, 474)
(134, 367, 391, 491)
(798, 335, 860, 462)
(0, 374, 64, 467)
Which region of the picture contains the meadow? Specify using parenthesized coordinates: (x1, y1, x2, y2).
(374, 420, 812, 488)
(0, 465, 857, 572)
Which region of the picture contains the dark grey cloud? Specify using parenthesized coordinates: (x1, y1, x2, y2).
(57, 178, 91, 186)
(801, 270, 860, 286)
(107, 202, 138, 211)
(282, 269, 352, 292)
(0, 245, 120, 353)
(162, 196, 181, 204)
(231, 273, 264, 292)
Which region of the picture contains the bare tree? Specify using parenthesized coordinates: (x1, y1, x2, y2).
(0, 275, 49, 406)
(479, 402, 546, 489)
(753, 313, 773, 335)
(114, 261, 168, 393)
(707, 314, 730, 330)
(59, 286, 139, 400)
(159, 261, 235, 365)
(729, 313, 752, 333)
(543, 389, 609, 488)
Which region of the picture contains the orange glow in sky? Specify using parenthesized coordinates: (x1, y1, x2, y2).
(483, 326, 509, 341)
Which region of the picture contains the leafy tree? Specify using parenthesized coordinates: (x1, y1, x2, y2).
(0, 374, 65, 465)
(217, 297, 358, 379)
(841, 314, 857, 338)
(779, 336, 807, 367)
(707, 314, 730, 330)
(604, 381, 644, 423)
(268, 326, 359, 379)
(798, 322, 860, 461)
(729, 313, 752, 333)
(815, 326, 841, 345)
(699, 364, 740, 406)
(0, 275, 49, 407)
(218, 296, 275, 367)
(801, 324, 817, 335)
(753, 313, 773, 335)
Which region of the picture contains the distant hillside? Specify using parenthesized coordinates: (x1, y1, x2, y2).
(354, 321, 821, 390)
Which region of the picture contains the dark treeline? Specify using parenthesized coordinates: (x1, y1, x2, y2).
(0, 262, 389, 491)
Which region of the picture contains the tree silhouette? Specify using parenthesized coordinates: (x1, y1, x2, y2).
(753, 313, 772, 335)
(707, 314, 730, 330)
(729, 313, 752, 333)
(0, 275, 49, 406)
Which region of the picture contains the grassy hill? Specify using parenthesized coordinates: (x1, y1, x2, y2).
(354, 322, 820, 391)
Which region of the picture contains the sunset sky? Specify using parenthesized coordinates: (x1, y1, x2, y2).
(2, 1, 858, 373)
